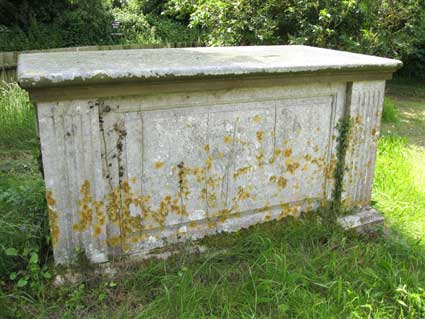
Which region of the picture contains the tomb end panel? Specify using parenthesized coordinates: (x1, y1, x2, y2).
(342, 80, 386, 209)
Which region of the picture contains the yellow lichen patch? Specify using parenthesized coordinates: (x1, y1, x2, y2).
(269, 149, 281, 164)
(217, 208, 232, 222)
(92, 224, 102, 238)
(199, 188, 207, 200)
(93, 201, 105, 230)
(285, 159, 301, 174)
(284, 139, 289, 145)
(253, 114, 261, 123)
(207, 193, 218, 208)
(154, 161, 165, 169)
(304, 154, 312, 161)
(278, 203, 291, 220)
(258, 201, 270, 213)
(207, 219, 217, 228)
(235, 186, 250, 201)
(355, 114, 362, 124)
(46, 191, 60, 247)
(313, 145, 320, 153)
(177, 166, 191, 199)
(264, 214, 272, 221)
(316, 127, 321, 132)
(130, 177, 137, 183)
(223, 135, 233, 144)
(156, 196, 172, 229)
(256, 131, 264, 143)
(189, 221, 199, 228)
(206, 176, 217, 189)
(73, 180, 94, 233)
(236, 138, 250, 146)
(277, 176, 288, 189)
(269, 175, 277, 183)
(205, 155, 214, 171)
(311, 157, 321, 167)
(107, 236, 121, 247)
(284, 148, 292, 158)
(256, 148, 265, 166)
(324, 158, 337, 179)
(371, 128, 377, 136)
(217, 152, 224, 159)
(129, 236, 141, 244)
(46, 191, 56, 206)
(233, 166, 251, 179)
(204, 144, 210, 152)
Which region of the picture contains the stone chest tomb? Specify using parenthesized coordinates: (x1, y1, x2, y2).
(18, 46, 401, 265)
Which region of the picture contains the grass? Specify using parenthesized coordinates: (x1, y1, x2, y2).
(0, 79, 424, 318)
(0, 82, 38, 150)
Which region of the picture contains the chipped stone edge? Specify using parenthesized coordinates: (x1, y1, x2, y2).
(337, 208, 384, 232)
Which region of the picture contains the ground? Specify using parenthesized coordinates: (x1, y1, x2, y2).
(0, 79, 424, 318)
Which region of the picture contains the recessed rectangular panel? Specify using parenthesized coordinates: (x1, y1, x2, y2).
(100, 94, 337, 247)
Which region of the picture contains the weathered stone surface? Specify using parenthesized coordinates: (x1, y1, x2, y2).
(18, 46, 400, 265)
(337, 208, 384, 232)
(18, 45, 401, 88)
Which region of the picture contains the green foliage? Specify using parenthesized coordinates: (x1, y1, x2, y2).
(0, 175, 49, 286)
(0, 1, 116, 51)
(373, 135, 425, 238)
(0, 82, 37, 149)
(398, 8, 425, 79)
(382, 97, 399, 123)
(0, 0, 200, 52)
(167, 0, 425, 73)
(327, 114, 352, 220)
(0, 82, 49, 295)
(112, 0, 201, 45)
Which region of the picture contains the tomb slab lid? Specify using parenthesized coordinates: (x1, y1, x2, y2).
(18, 45, 402, 89)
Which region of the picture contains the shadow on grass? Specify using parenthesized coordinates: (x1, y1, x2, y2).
(384, 79, 425, 150)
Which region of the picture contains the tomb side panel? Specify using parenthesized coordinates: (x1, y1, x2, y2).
(99, 82, 346, 255)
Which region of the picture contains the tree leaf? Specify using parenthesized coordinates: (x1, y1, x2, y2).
(29, 252, 38, 264)
(5, 248, 18, 256)
(43, 271, 52, 279)
(17, 278, 28, 287)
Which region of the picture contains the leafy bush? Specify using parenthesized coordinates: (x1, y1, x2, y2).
(0, 177, 49, 286)
(112, 0, 201, 45)
(166, 0, 425, 73)
(0, 0, 116, 51)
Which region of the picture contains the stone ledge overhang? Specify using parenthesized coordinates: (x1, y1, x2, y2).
(18, 45, 402, 91)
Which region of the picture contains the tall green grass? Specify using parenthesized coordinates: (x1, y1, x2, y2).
(374, 135, 425, 239)
(0, 82, 37, 150)
(382, 97, 399, 123)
